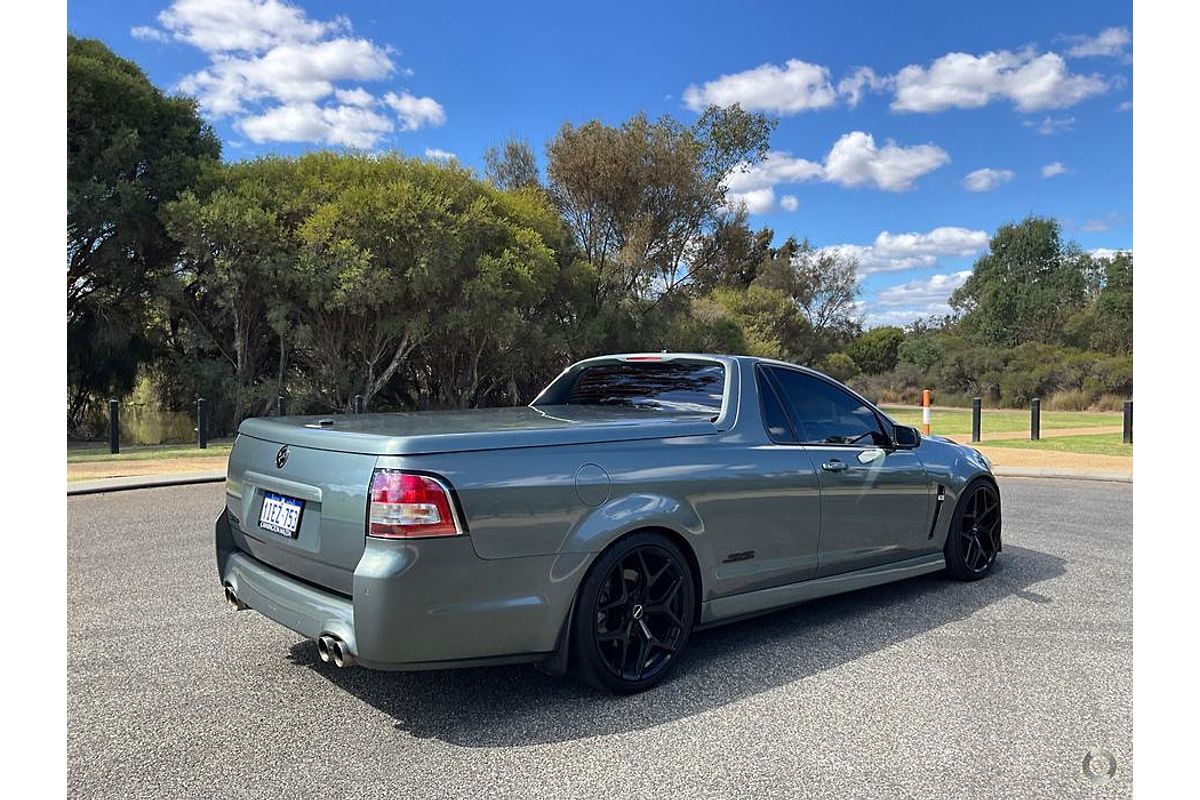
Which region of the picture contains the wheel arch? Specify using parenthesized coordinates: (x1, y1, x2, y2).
(541, 523, 705, 676)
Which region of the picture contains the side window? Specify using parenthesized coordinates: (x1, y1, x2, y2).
(756, 369, 795, 442)
(770, 368, 884, 445)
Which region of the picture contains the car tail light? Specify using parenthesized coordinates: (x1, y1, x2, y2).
(368, 470, 463, 539)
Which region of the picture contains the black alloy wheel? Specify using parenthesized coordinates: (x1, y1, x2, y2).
(570, 532, 696, 693)
(945, 480, 1002, 580)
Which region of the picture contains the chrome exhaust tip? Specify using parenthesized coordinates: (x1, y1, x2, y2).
(316, 635, 334, 663)
(223, 584, 247, 611)
(331, 639, 355, 669)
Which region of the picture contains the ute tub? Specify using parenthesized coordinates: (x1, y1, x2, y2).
(216, 509, 593, 669)
(236, 404, 723, 456)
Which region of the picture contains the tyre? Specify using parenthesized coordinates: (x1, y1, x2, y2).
(569, 531, 697, 694)
(944, 479, 1002, 581)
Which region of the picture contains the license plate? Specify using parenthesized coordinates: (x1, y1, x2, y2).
(259, 492, 303, 537)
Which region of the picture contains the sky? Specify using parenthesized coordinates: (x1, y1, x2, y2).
(68, 0, 1133, 328)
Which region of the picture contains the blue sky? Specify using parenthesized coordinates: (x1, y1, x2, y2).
(68, 0, 1132, 327)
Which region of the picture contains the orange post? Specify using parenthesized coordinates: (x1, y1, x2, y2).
(921, 389, 932, 435)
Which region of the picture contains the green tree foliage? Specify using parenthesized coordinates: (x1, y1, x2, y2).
(545, 106, 775, 304)
(162, 153, 575, 424)
(816, 352, 860, 382)
(1063, 251, 1133, 354)
(754, 238, 861, 361)
(483, 138, 541, 190)
(950, 217, 1088, 346)
(897, 334, 944, 370)
(846, 326, 904, 374)
(67, 36, 220, 431)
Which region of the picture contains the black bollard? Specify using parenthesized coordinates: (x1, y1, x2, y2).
(109, 399, 120, 455)
(197, 397, 208, 449)
(354, 394, 364, 414)
(1123, 400, 1133, 444)
(278, 395, 288, 417)
(1030, 398, 1041, 441)
(971, 397, 981, 443)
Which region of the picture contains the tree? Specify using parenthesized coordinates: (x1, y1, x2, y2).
(1064, 252, 1132, 354)
(484, 138, 541, 190)
(545, 106, 775, 305)
(846, 326, 905, 374)
(164, 153, 574, 417)
(691, 208, 776, 292)
(754, 238, 861, 360)
(950, 217, 1088, 347)
(162, 158, 298, 426)
(67, 36, 220, 430)
(816, 352, 860, 382)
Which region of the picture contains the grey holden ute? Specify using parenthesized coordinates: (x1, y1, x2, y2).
(217, 353, 1000, 693)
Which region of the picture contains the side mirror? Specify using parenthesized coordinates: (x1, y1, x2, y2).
(893, 425, 921, 448)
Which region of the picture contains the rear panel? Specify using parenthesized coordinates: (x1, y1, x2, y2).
(225, 433, 378, 595)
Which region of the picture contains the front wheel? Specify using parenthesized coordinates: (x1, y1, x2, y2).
(569, 531, 696, 694)
(944, 479, 1002, 581)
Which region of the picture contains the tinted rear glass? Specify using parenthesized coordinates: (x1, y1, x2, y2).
(564, 362, 726, 414)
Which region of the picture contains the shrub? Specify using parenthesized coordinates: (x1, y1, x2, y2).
(816, 352, 860, 382)
(846, 326, 904, 374)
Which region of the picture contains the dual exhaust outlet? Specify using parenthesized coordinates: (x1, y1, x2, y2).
(316, 634, 355, 668)
(223, 583, 355, 668)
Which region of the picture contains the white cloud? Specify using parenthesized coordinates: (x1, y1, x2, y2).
(726, 187, 777, 215)
(1063, 27, 1132, 59)
(139, 0, 444, 147)
(334, 87, 374, 106)
(1088, 247, 1131, 260)
(875, 270, 973, 307)
(862, 270, 972, 327)
(962, 168, 1014, 192)
(723, 132, 948, 211)
(236, 102, 394, 148)
(822, 132, 950, 191)
(725, 151, 823, 195)
(1117, 100, 1132, 112)
(837, 67, 889, 107)
(424, 147, 457, 161)
(891, 48, 1108, 113)
(157, 0, 339, 54)
(682, 58, 838, 114)
(819, 227, 988, 274)
(383, 91, 446, 131)
(1041, 161, 1068, 177)
(178, 38, 394, 115)
(131, 25, 169, 43)
(779, 194, 799, 212)
(1023, 115, 1075, 135)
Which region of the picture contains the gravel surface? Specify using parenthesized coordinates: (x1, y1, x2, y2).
(68, 479, 1131, 799)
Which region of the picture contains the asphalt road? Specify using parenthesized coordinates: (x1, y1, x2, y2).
(68, 479, 1131, 799)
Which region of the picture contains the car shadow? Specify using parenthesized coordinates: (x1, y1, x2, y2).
(287, 544, 1063, 747)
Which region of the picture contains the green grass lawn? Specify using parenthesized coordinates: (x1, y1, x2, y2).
(67, 442, 232, 463)
(980, 433, 1132, 457)
(880, 405, 1121, 436)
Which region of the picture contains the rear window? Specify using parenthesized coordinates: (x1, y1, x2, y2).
(564, 362, 726, 414)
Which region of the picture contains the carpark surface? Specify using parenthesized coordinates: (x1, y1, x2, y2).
(68, 479, 1131, 799)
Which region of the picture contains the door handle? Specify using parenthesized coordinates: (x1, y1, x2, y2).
(821, 459, 849, 473)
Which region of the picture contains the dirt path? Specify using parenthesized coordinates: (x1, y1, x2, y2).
(973, 444, 1131, 473)
(68, 456, 227, 482)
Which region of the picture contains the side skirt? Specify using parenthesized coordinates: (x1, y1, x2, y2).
(697, 553, 946, 628)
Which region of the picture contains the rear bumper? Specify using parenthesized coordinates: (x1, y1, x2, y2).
(216, 510, 592, 670)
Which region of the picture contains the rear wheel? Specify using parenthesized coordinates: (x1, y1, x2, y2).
(944, 480, 1002, 581)
(570, 531, 696, 694)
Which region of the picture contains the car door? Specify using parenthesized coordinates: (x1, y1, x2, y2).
(766, 367, 932, 577)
